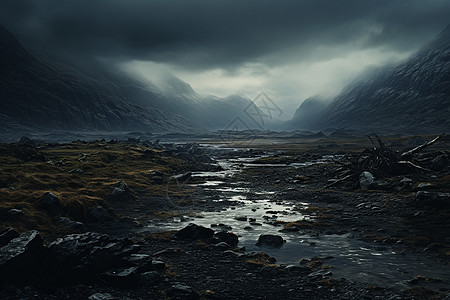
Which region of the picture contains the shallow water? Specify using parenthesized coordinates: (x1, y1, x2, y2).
(148, 150, 450, 290)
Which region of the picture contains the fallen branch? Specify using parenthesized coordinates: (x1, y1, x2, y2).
(400, 133, 445, 158)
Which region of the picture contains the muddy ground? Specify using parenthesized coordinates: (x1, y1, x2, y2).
(0, 135, 449, 299)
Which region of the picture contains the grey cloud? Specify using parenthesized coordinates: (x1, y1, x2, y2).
(0, 0, 449, 71)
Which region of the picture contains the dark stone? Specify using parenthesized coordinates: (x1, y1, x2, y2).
(255, 234, 285, 247)
(175, 223, 214, 241)
(168, 283, 199, 300)
(123, 254, 153, 273)
(151, 260, 166, 272)
(0, 227, 19, 247)
(214, 231, 239, 247)
(0, 230, 45, 285)
(102, 267, 140, 288)
(213, 242, 232, 250)
(47, 232, 136, 285)
(91, 206, 113, 222)
(109, 181, 135, 201)
(8, 208, 23, 215)
(58, 217, 85, 231)
(39, 192, 60, 206)
(88, 293, 119, 300)
(284, 265, 313, 275)
(139, 271, 163, 285)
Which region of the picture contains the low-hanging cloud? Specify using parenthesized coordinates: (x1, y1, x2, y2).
(1, 0, 449, 118)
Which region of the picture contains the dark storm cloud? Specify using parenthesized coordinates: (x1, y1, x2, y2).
(0, 0, 449, 70)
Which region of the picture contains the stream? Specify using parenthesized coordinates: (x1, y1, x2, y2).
(147, 146, 450, 291)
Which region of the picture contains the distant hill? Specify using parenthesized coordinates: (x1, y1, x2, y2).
(0, 26, 201, 137)
(290, 25, 450, 134)
(288, 96, 328, 130)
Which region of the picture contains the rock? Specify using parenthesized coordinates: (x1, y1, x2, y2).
(8, 208, 23, 215)
(213, 242, 232, 250)
(235, 216, 247, 221)
(417, 183, 433, 189)
(58, 217, 85, 230)
(39, 191, 60, 206)
(214, 231, 239, 247)
(222, 250, 244, 258)
(168, 283, 199, 300)
(255, 234, 285, 247)
(0, 227, 19, 247)
(284, 265, 312, 274)
(0, 230, 45, 285)
(109, 181, 135, 201)
(47, 232, 136, 285)
(102, 267, 140, 287)
(88, 293, 120, 300)
(416, 191, 450, 209)
(123, 254, 153, 273)
(91, 206, 113, 221)
(151, 260, 166, 272)
(249, 221, 262, 226)
(359, 171, 374, 190)
(175, 223, 214, 241)
(139, 271, 163, 285)
(69, 168, 84, 174)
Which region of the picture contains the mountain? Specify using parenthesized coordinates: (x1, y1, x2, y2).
(288, 97, 328, 130)
(120, 72, 263, 130)
(291, 25, 450, 134)
(0, 26, 201, 137)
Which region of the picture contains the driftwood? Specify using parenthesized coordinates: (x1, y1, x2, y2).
(328, 133, 445, 187)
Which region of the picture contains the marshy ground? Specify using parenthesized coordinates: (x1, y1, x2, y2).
(0, 134, 449, 299)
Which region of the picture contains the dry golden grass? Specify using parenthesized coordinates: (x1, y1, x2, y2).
(0, 141, 188, 236)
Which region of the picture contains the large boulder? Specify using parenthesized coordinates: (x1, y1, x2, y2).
(175, 224, 214, 241)
(0, 230, 46, 285)
(47, 232, 137, 285)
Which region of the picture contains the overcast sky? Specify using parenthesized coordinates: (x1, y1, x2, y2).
(1, 0, 449, 118)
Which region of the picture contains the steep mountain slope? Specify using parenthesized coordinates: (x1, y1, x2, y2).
(292, 25, 450, 134)
(0, 26, 200, 134)
(288, 96, 328, 130)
